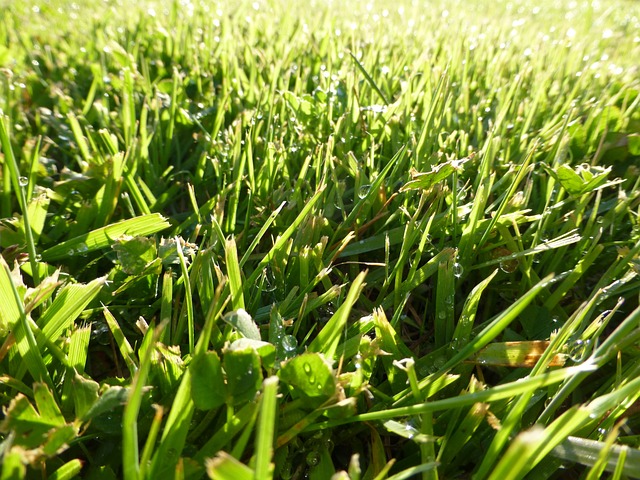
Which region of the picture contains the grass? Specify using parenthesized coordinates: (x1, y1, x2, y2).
(1, 0, 640, 478)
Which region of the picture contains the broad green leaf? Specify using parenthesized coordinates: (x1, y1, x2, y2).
(112, 235, 157, 275)
(33, 383, 65, 426)
(41, 424, 78, 457)
(72, 373, 100, 420)
(41, 213, 170, 261)
(224, 345, 262, 406)
(278, 352, 336, 403)
(190, 351, 226, 410)
(322, 397, 357, 420)
(0, 394, 60, 449)
(549, 164, 611, 196)
(283, 92, 316, 119)
(228, 338, 276, 370)
(400, 156, 469, 192)
(222, 309, 261, 341)
(0, 450, 26, 479)
(80, 385, 127, 423)
(158, 236, 198, 267)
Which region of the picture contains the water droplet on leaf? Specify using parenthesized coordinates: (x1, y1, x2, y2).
(282, 335, 298, 353)
(358, 184, 371, 199)
(453, 262, 464, 278)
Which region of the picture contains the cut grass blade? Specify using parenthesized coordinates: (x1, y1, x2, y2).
(40, 214, 170, 261)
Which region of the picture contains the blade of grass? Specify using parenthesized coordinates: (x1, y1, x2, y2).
(41, 213, 170, 261)
(308, 270, 367, 360)
(349, 50, 389, 105)
(253, 376, 278, 480)
(225, 237, 245, 310)
(122, 323, 160, 480)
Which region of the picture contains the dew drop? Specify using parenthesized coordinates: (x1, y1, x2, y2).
(499, 258, 518, 273)
(303, 362, 312, 374)
(18, 176, 29, 187)
(306, 451, 320, 467)
(453, 262, 464, 278)
(405, 424, 418, 440)
(358, 184, 371, 199)
(282, 335, 298, 353)
(354, 353, 363, 370)
(262, 266, 277, 292)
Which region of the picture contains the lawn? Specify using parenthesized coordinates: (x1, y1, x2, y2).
(1, 0, 640, 478)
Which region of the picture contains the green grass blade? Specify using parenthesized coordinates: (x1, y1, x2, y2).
(103, 307, 138, 376)
(308, 271, 367, 360)
(1, 257, 53, 388)
(225, 237, 245, 310)
(41, 214, 170, 261)
(122, 324, 159, 480)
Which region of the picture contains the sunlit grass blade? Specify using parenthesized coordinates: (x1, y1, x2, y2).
(103, 307, 138, 376)
(38, 277, 105, 343)
(225, 236, 245, 310)
(1, 257, 53, 388)
(41, 213, 170, 261)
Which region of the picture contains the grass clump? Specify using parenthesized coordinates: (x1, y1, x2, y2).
(1, 0, 640, 478)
